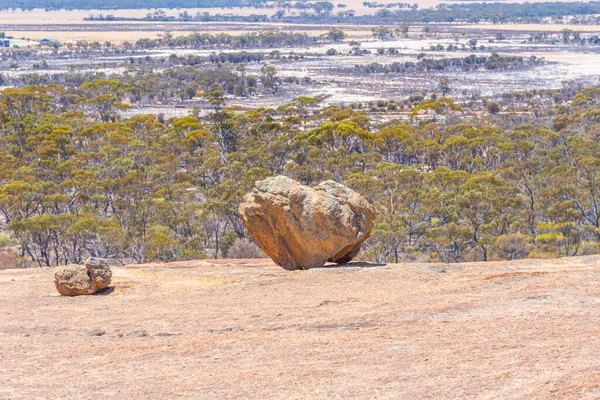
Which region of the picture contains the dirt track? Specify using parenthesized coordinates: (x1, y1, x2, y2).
(2, 256, 600, 399)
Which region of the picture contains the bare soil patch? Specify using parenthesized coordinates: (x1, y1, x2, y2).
(2, 256, 600, 398)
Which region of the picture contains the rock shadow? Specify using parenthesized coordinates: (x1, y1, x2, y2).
(93, 286, 115, 296)
(321, 261, 386, 269)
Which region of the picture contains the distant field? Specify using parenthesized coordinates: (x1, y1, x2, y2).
(1, 11, 378, 43)
(3, 26, 377, 43)
(2, 0, 599, 22)
(3, 5, 600, 44)
(7, 23, 600, 45)
(456, 23, 600, 33)
(4, 30, 198, 42)
(0, 8, 277, 23)
(3, 29, 371, 43)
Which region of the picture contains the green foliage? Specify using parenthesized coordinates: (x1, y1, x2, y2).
(2, 84, 600, 266)
(0, 234, 15, 251)
(326, 30, 345, 42)
(487, 102, 501, 114)
(220, 231, 238, 258)
(411, 97, 463, 116)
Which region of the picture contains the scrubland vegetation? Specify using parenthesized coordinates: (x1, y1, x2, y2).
(133, 31, 321, 50)
(7, 0, 600, 26)
(2, 79, 600, 266)
(2, 0, 600, 267)
(349, 54, 542, 74)
(1, 0, 268, 10)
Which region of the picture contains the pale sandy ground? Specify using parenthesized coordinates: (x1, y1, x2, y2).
(5, 30, 213, 42)
(9, 22, 600, 43)
(4, 5, 600, 43)
(455, 23, 600, 33)
(2, 256, 600, 399)
(1, 0, 598, 22)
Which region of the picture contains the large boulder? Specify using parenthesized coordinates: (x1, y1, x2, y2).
(239, 176, 376, 270)
(53, 257, 112, 296)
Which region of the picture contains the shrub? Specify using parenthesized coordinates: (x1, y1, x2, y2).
(0, 234, 15, 250)
(0, 250, 27, 270)
(220, 231, 238, 258)
(487, 102, 501, 114)
(495, 233, 533, 260)
(228, 238, 262, 259)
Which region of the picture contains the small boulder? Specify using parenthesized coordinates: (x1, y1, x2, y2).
(239, 176, 376, 270)
(53, 257, 112, 296)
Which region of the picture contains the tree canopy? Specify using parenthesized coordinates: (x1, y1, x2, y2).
(2, 81, 600, 266)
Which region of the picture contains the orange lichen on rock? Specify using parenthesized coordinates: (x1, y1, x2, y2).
(53, 257, 112, 296)
(239, 176, 376, 270)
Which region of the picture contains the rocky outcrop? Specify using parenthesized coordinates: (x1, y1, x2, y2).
(53, 257, 112, 296)
(239, 176, 376, 270)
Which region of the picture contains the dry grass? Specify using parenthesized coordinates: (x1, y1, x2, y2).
(0, 250, 27, 270)
(5, 27, 373, 43)
(227, 238, 262, 259)
(0, 8, 278, 24)
(5, 4, 599, 45)
(456, 23, 600, 32)
(6, 30, 197, 42)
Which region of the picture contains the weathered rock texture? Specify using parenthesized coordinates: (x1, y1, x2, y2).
(53, 257, 112, 296)
(2, 257, 600, 398)
(239, 176, 376, 270)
